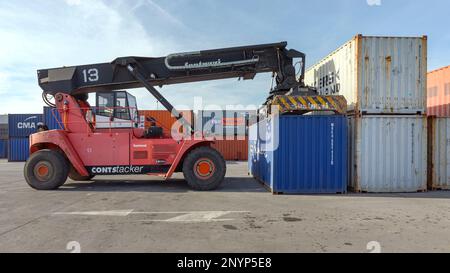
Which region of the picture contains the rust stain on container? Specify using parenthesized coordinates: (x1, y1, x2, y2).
(428, 117, 450, 190)
(427, 65, 450, 117)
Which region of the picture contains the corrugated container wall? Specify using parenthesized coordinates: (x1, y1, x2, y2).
(428, 117, 450, 189)
(249, 115, 347, 194)
(0, 139, 7, 158)
(305, 35, 427, 114)
(0, 124, 8, 140)
(211, 138, 248, 161)
(427, 65, 450, 117)
(1, 115, 8, 140)
(0, 115, 7, 124)
(8, 137, 29, 162)
(138, 110, 193, 136)
(8, 114, 43, 137)
(248, 124, 258, 175)
(43, 107, 63, 130)
(348, 115, 427, 192)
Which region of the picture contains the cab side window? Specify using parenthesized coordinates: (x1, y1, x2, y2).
(115, 92, 130, 120)
(127, 94, 138, 123)
(97, 93, 114, 117)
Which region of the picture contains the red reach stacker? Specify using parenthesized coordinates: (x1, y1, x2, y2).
(24, 42, 315, 190)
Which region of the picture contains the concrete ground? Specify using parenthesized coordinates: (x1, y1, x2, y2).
(0, 159, 449, 253)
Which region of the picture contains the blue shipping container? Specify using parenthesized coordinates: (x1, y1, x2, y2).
(8, 137, 30, 162)
(0, 139, 7, 158)
(248, 115, 348, 194)
(43, 107, 63, 130)
(8, 114, 43, 137)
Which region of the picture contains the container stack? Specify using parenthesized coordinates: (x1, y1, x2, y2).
(305, 35, 428, 193)
(7, 114, 43, 162)
(427, 66, 450, 190)
(0, 115, 7, 159)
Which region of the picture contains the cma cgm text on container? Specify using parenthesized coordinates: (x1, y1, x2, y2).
(8, 114, 44, 137)
(305, 35, 427, 115)
(7, 114, 43, 162)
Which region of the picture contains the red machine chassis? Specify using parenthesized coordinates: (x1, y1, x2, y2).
(29, 94, 213, 179)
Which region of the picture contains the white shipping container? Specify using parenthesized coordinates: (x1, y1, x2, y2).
(429, 117, 450, 189)
(305, 35, 427, 114)
(0, 115, 7, 124)
(348, 115, 427, 192)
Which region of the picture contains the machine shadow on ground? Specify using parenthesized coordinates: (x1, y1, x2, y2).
(59, 177, 269, 194)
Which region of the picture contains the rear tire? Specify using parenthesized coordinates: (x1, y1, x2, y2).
(68, 166, 95, 181)
(24, 150, 69, 190)
(182, 146, 226, 191)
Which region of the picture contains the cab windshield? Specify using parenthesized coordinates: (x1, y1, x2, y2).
(96, 91, 138, 124)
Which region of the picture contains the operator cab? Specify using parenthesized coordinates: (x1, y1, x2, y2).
(94, 91, 164, 138)
(95, 91, 139, 129)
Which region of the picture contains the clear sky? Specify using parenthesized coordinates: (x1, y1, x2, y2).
(0, 0, 449, 114)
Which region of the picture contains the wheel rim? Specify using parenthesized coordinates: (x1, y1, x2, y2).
(194, 158, 215, 180)
(33, 161, 52, 182)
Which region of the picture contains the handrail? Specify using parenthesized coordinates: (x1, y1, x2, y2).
(49, 106, 139, 134)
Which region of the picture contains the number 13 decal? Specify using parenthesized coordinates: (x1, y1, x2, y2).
(82, 68, 99, 83)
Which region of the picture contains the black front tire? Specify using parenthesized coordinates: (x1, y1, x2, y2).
(182, 146, 226, 191)
(68, 166, 95, 181)
(24, 150, 69, 190)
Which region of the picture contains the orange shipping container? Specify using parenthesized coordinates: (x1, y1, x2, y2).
(428, 65, 450, 117)
(211, 138, 248, 161)
(138, 110, 193, 135)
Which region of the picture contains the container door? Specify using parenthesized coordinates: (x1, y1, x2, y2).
(432, 118, 450, 189)
(357, 116, 427, 192)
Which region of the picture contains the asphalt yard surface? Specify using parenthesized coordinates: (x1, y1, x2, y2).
(0, 160, 449, 253)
